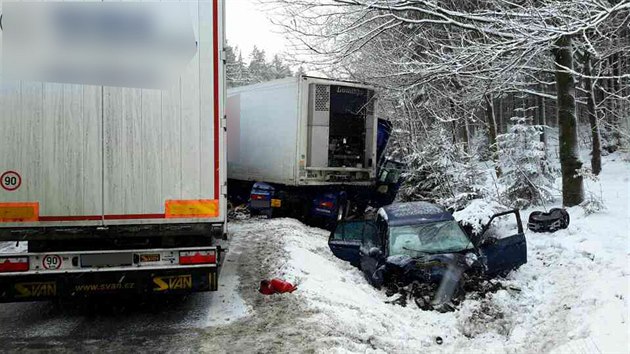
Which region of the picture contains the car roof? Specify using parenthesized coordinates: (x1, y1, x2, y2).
(381, 201, 453, 226)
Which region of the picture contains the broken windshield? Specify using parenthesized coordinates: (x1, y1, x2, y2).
(388, 220, 472, 256)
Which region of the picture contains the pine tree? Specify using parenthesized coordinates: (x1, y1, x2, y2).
(497, 117, 556, 208)
(269, 54, 293, 79)
(248, 46, 272, 83)
(399, 124, 486, 211)
(225, 42, 249, 88)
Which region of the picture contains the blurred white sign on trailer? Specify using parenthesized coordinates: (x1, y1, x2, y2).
(2, 1, 197, 88)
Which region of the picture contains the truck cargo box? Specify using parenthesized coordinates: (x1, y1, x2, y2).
(0, 0, 226, 238)
(227, 76, 378, 186)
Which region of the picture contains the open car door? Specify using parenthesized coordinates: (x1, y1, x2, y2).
(476, 210, 527, 276)
(329, 220, 377, 267)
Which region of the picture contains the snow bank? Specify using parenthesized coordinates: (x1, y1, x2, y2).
(276, 155, 629, 353)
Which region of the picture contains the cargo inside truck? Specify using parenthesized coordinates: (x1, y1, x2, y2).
(328, 85, 372, 168)
(305, 80, 377, 184)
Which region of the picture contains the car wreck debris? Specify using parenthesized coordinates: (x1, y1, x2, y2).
(259, 278, 297, 295)
(527, 208, 570, 232)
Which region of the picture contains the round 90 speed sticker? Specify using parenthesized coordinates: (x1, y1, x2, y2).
(1, 171, 22, 191)
(42, 255, 63, 270)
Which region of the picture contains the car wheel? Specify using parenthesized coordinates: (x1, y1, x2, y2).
(560, 209, 570, 228)
(363, 268, 374, 286)
(550, 208, 570, 229)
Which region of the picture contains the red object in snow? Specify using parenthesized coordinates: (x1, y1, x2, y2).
(259, 278, 297, 295)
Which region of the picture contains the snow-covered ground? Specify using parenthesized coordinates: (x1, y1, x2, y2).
(264, 153, 629, 353)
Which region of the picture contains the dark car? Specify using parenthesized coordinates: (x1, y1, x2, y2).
(329, 201, 527, 293)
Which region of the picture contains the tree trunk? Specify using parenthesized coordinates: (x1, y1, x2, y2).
(496, 98, 504, 134)
(450, 100, 458, 145)
(462, 117, 470, 153)
(582, 51, 602, 175)
(537, 85, 547, 145)
(554, 35, 584, 207)
(485, 95, 501, 177)
(611, 53, 621, 146)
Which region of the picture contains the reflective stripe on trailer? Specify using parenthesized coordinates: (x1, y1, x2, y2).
(0, 200, 221, 223)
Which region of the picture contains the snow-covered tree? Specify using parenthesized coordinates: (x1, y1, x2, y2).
(248, 46, 272, 83)
(226, 45, 294, 88)
(497, 118, 556, 209)
(269, 54, 293, 79)
(225, 43, 250, 88)
(266, 0, 630, 207)
(399, 124, 486, 211)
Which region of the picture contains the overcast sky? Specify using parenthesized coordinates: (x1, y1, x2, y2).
(226, 0, 289, 61)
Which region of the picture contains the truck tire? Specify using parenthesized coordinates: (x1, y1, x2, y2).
(336, 197, 348, 222)
(336, 201, 346, 222)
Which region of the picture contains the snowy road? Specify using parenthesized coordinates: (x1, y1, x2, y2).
(0, 220, 325, 353)
(0, 233, 251, 352)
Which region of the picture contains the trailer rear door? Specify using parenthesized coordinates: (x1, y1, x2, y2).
(0, 0, 225, 230)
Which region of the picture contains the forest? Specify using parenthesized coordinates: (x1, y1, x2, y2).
(251, 0, 630, 213)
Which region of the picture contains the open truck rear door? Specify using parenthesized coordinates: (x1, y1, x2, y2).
(476, 210, 527, 276)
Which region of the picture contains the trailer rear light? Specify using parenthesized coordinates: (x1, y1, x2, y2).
(179, 250, 216, 265)
(319, 201, 334, 209)
(0, 257, 29, 272)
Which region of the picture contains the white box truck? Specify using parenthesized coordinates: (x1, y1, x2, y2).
(0, 0, 227, 302)
(227, 76, 402, 226)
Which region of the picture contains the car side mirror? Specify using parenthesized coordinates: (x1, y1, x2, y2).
(368, 247, 383, 258)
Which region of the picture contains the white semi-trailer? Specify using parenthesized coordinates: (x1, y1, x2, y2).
(0, 0, 227, 302)
(227, 76, 401, 226)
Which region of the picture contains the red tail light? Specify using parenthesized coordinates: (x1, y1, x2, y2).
(0, 257, 29, 273)
(251, 194, 267, 201)
(319, 201, 334, 209)
(179, 250, 216, 265)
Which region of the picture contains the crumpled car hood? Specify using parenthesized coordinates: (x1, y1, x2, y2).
(383, 252, 479, 284)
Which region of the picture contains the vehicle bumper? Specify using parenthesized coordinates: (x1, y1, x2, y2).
(0, 265, 218, 303)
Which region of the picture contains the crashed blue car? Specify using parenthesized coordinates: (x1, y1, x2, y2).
(328, 201, 527, 308)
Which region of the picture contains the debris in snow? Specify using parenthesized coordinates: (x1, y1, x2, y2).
(259, 278, 297, 295)
(228, 204, 251, 220)
(527, 208, 570, 233)
(384, 271, 509, 313)
(458, 297, 514, 338)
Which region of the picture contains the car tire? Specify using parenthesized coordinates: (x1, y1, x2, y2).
(560, 209, 570, 228)
(549, 208, 570, 229)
